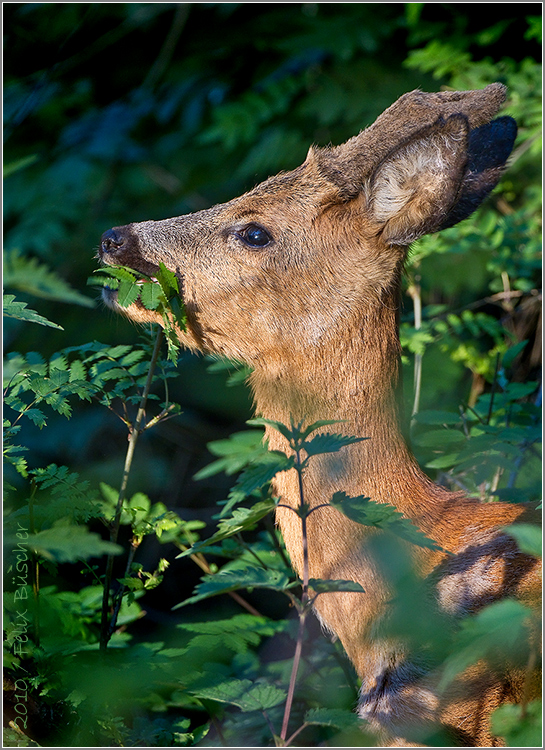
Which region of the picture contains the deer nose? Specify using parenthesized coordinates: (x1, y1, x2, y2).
(100, 228, 126, 258)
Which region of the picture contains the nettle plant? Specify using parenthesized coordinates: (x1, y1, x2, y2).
(4, 263, 541, 748)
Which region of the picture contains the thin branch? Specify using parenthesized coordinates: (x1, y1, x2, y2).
(284, 719, 309, 747)
(142, 402, 179, 431)
(280, 447, 309, 744)
(306, 502, 333, 517)
(235, 532, 270, 570)
(107, 535, 142, 640)
(280, 610, 307, 743)
(486, 353, 501, 425)
(227, 590, 262, 617)
(461, 401, 486, 426)
(100, 329, 164, 651)
(261, 710, 278, 742)
(142, 5, 189, 90)
(407, 275, 423, 421)
(264, 514, 292, 571)
(173, 540, 263, 617)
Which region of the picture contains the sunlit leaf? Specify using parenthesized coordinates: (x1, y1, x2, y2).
(176, 499, 276, 557)
(303, 432, 368, 459)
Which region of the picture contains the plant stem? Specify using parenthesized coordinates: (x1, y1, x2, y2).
(99, 328, 164, 651)
(107, 535, 142, 638)
(284, 721, 310, 748)
(407, 275, 423, 422)
(281, 612, 307, 744)
(280, 447, 309, 744)
(486, 352, 501, 425)
(264, 514, 292, 571)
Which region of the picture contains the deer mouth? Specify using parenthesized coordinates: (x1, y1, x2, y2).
(100, 265, 161, 308)
(99, 256, 188, 338)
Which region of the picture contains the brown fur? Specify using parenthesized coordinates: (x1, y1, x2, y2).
(99, 84, 541, 746)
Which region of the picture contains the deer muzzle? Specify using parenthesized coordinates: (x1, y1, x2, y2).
(99, 224, 161, 278)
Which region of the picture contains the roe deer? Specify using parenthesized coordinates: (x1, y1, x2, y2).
(99, 84, 541, 746)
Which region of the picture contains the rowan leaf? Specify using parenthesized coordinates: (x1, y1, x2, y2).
(3, 293, 63, 329)
(139, 280, 163, 310)
(156, 261, 179, 297)
(4, 249, 94, 307)
(116, 279, 141, 307)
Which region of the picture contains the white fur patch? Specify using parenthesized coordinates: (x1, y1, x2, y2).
(372, 138, 453, 224)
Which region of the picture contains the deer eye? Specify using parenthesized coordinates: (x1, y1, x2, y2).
(237, 224, 273, 248)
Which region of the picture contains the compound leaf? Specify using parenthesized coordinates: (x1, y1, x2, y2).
(24, 521, 123, 563)
(3, 294, 63, 329)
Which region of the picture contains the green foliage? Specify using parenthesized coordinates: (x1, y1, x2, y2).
(3, 5, 540, 747)
(176, 498, 276, 557)
(411, 366, 541, 502)
(177, 566, 295, 609)
(502, 523, 542, 558)
(3, 336, 180, 440)
(90, 263, 187, 361)
(190, 678, 287, 712)
(3, 294, 63, 330)
(438, 599, 537, 691)
(24, 522, 122, 564)
(491, 701, 542, 748)
(328, 491, 443, 551)
(193, 429, 268, 479)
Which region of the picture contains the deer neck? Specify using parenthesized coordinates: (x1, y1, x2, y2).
(248, 279, 444, 566)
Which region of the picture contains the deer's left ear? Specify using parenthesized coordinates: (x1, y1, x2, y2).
(367, 113, 516, 246)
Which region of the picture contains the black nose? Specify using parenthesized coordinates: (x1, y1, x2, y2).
(100, 228, 126, 257)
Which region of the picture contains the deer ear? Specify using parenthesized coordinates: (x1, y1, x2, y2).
(437, 116, 517, 230)
(367, 114, 517, 245)
(367, 114, 469, 245)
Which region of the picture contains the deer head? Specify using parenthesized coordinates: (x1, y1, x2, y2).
(99, 84, 516, 371)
